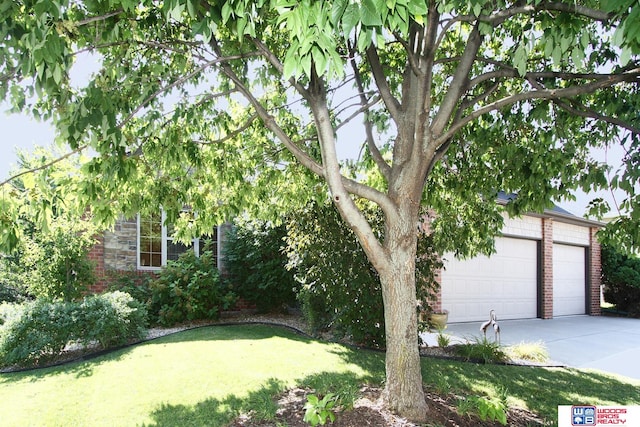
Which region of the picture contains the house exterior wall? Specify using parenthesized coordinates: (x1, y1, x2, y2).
(87, 217, 149, 293)
(502, 213, 542, 239)
(435, 211, 602, 322)
(553, 221, 590, 246)
(589, 228, 602, 316)
(104, 217, 139, 271)
(88, 217, 233, 296)
(87, 234, 106, 293)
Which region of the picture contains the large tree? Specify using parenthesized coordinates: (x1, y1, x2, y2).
(1, 0, 639, 421)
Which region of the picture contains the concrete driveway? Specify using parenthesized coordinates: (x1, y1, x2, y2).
(424, 315, 640, 381)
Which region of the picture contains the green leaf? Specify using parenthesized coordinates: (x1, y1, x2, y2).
(312, 46, 327, 75)
(221, 2, 232, 24)
(331, 0, 348, 23)
(473, 2, 482, 17)
(361, 0, 382, 26)
(341, 3, 359, 35)
(620, 46, 631, 66)
(513, 44, 527, 77)
(407, 0, 428, 15)
(357, 28, 374, 52)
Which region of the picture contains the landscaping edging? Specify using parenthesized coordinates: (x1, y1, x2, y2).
(1, 315, 565, 373)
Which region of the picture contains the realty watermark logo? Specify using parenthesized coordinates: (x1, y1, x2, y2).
(571, 406, 596, 426)
(558, 405, 638, 426)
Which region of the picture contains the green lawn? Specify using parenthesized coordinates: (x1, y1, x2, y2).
(0, 324, 638, 426)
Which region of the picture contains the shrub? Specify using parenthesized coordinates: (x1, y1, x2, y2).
(601, 244, 640, 315)
(106, 270, 154, 305)
(0, 280, 27, 304)
(2, 219, 97, 301)
(457, 391, 509, 426)
(286, 200, 441, 349)
(223, 220, 297, 313)
(149, 246, 236, 326)
(78, 291, 148, 348)
(0, 292, 147, 368)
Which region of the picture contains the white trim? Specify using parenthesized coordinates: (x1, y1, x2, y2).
(136, 210, 205, 271)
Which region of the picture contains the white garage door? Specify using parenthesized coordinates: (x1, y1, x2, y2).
(553, 244, 586, 316)
(441, 237, 539, 323)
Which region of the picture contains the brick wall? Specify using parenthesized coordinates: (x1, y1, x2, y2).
(87, 234, 107, 293)
(540, 218, 554, 318)
(589, 228, 602, 316)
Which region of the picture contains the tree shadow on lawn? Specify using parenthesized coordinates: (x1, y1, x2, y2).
(330, 345, 640, 423)
(142, 371, 376, 427)
(422, 357, 640, 422)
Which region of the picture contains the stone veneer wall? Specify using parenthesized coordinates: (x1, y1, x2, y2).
(87, 217, 155, 293)
(104, 217, 138, 271)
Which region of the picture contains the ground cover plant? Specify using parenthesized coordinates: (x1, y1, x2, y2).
(0, 324, 637, 426)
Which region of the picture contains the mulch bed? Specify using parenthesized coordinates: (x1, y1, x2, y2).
(228, 385, 546, 427)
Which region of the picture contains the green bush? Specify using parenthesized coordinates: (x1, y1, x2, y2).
(149, 246, 236, 326)
(78, 291, 148, 348)
(601, 244, 640, 315)
(286, 200, 441, 349)
(106, 270, 154, 305)
(0, 279, 27, 304)
(223, 220, 298, 313)
(1, 219, 97, 301)
(0, 292, 148, 368)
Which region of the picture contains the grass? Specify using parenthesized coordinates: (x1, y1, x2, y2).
(1, 324, 638, 426)
(504, 341, 550, 363)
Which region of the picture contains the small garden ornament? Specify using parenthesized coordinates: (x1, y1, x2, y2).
(480, 310, 501, 344)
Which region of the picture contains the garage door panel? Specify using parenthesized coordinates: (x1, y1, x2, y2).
(442, 237, 538, 323)
(553, 244, 586, 316)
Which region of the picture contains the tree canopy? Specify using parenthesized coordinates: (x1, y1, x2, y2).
(1, 0, 639, 421)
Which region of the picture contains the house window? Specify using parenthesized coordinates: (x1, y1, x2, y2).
(138, 213, 163, 268)
(137, 211, 217, 270)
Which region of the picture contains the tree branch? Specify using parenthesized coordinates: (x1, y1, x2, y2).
(74, 9, 124, 27)
(449, 1, 613, 26)
(118, 52, 259, 129)
(431, 22, 484, 135)
(208, 36, 326, 174)
(436, 70, 640, 147)
(306, 69, 392, 269)
(423, 2, 440, 116)
(194, 113, 260, 145)
(556, 99, 640, 136)
(0, 146, 87, 187)
(365, 44, 402, 124)
(350, 43, 391, 180)
(524, 73, 640, 136)
(249, 36, 312, 100)
(486, 2, 612, 25)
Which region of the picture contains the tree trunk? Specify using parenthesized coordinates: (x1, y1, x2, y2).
(380, 222, 428, 422)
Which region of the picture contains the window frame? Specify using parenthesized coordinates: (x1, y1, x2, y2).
(137, 211, 203, 271)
